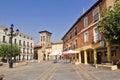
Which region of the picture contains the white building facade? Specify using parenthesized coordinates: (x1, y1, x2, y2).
(0, 25, 34, 61)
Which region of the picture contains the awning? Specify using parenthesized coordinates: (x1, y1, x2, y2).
(62, 50, 79, 55)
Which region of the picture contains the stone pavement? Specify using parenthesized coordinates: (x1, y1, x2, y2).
(0, 61, 120, 80)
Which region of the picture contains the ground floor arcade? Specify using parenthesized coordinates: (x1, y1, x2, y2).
(74, 43, 120, 66)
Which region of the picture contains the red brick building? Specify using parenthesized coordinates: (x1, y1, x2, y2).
(62, 0, 120, 66)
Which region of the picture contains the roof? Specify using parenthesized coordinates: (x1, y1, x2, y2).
(34, 45, 42, 49)
(52, 40, 63, 45)
(39, 30, 52, 34)
(61, 0, 103, 40)
(0, 25, 34, 39)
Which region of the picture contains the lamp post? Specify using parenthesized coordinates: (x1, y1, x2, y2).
(4, 24, 19, 68)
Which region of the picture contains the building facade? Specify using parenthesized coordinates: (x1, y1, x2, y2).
(0, 25, 34, 61)
(62, 0, 120, 65)
(34, 30, 63, 62)
(35, 30, 52, 62)
(50, 40, 63, 60)
(52, 40, 63, 54)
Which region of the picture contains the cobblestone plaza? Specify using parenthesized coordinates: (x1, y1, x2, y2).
(1, 61, 120, 80)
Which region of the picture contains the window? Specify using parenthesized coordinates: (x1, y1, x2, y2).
(19, 40, 22, 45)
(74, 27, 77, 36)
(27, 42, 29, 47)
(70, 32, 72, 39)
(14, 39, 17, 44)
(30, 49, 32, 53)
(23, 41, 26, 46)
(3, 36, 6, 43)
(84, 17, 88, 27)
(27, 48, 29, 53)
(69, 43, 72, 49)
(31, 43, 32, 47)
(94, 28, 101, 43)
(43, 36, 45, 41)
(111, 50, 116, 56)
(23, 48, 25, 53)
(41, 36, 42, 42)
(93, 7, 99, 22)
(9, 37, 11, 43)
(47, 36, 48, 42)
(84, 32, 88, 42)
(75, 39, 78, 48)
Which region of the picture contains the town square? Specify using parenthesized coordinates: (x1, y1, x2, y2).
(1, 60, 120, 80)
(0, 0, 120, 80)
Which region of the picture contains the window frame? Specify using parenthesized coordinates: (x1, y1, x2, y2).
(84, 31, 89, 42)
(84, 17, 88, 27)
(93, 7, 100, 23)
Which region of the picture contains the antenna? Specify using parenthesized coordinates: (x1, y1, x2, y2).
(83, 8, 85, 14)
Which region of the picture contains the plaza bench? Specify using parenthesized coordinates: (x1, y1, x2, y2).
(97, 64, 117, 70)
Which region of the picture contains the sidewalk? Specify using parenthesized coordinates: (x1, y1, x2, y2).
(1, 61, 120, 80)
(76, 63, 120, 80)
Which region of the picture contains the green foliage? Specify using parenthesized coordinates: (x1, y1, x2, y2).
(0, 44, 20, 58)
(0, 44, 9, 58)
(99, 0, 120, 41)
(12, 44, 21, 57)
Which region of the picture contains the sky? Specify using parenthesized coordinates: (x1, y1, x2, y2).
(0, 0, 97, 43)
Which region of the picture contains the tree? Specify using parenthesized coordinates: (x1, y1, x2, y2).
(99, 0, 120, 62)
(99, 0, 120, 42)
(12, 44, 20, 57)
(0, 44, 10, 58)
(0, 44, 20, 62)
(12, 44, 21, 61)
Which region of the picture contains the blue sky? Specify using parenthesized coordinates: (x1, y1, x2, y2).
(0, 0, 97, 43)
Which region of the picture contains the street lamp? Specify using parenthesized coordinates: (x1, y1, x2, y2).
(4, 24, 19, 68)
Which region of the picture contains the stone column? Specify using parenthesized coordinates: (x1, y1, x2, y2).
(84, 50, 88, 64)
(106, 41, 111, 62)
(78, 52, 81, 63)
(94, 49, 97, 67)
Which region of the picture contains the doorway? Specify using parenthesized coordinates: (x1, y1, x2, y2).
(97, 52, 102, 64)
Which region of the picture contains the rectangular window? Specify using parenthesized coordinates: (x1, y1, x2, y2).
(19, 40, 22, 45)
(31, 43, 32, 47)
(70, 43, 72, 49)
(43, 36, 45, 41)
(70, 32, 72, 39)
(94, 28, 101, 43)
(93, 7, 99, 22)
(74, 27, 77, 36)
(41, 36, 42, 42)
(3, 36, 6, 43)
(14, 39, 17, 44)
(84, 32, 88, 42)
(23, 48, 25, 53)
(27, 48, 29, 53)
(84, 17, 88, 27)
(111, 50, 116, 56)
(75, 39, 78, 48)
(31, 49, 32, 53)
(27, 42, 29, 47)
(23, 41, 25, 46)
